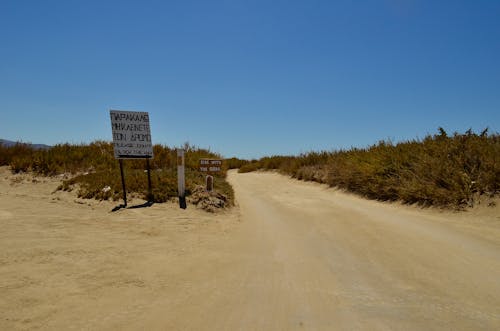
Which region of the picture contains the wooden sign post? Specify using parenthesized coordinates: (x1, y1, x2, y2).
(199, 159, 222, 191)
(177, 149, 186, 209)
(110, 110, 154, 209)
(206, 175, 214, 192)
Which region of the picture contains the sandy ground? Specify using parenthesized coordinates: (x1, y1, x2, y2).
(1, 167, 499, 330)
(0, 167, 239, 330)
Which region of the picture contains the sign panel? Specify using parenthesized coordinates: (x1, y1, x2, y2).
(110, 110, 153, 159)
(199, 159, 223, 173)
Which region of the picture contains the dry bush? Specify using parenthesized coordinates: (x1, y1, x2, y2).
(0, 141, 234, 206)
(239, 160, 261, 173)
(225, 157, 251, 170)
(237, 129, 499, 209)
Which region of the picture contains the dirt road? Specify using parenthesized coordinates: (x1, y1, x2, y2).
(1, 169, 499, 330)
(137, 171, 500, 330)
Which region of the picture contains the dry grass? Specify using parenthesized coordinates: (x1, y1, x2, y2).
(238, 128, 499, 209)
(0, 141, 234, 206)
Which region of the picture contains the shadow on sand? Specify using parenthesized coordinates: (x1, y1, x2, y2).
(111, 201, 154, 212)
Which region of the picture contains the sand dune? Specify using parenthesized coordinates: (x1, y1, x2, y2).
(1, 167, 499, 330)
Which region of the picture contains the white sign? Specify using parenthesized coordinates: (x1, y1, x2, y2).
(110, 110, 153, 159)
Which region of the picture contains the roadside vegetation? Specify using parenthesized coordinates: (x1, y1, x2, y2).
(225, 157, 251, 170)
(0, 141, 234, 208)
(238, 128, 499, 209)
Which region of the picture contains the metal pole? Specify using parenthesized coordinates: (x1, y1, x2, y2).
(119, 159, 127, 207)
(146, 158, 152, 202)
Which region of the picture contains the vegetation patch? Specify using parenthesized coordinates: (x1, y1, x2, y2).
(238, 128, 499, 209)
(0, 141, 234, 208)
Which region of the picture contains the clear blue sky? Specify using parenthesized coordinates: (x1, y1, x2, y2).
(1, 0, 499, 159)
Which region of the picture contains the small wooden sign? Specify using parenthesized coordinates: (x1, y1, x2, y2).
(206, 175, 214, 192)
(199, 159, 222, 173)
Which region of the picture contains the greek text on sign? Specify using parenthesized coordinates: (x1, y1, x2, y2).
(110, 110, 153, 159)
(199, 159, 222, 172)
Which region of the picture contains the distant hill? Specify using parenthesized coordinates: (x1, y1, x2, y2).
(0, 139, 52, 150)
